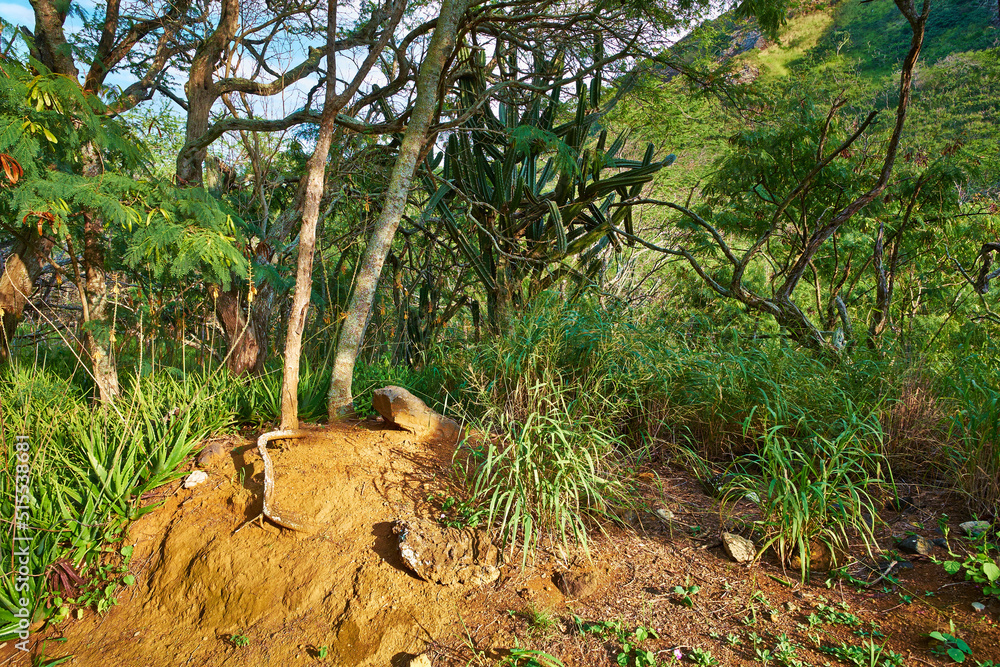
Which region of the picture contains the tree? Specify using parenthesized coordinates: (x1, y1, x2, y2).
(327, 0, 471, 418)
(0, 38, 246, 399)
(279, 0, 405, 428)
(654, 0, 930, 352)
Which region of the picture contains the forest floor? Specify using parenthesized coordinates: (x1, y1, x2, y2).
(5, 421, 1000, 667)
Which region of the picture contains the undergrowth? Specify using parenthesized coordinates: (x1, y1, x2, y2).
(440, 297, 998, 560)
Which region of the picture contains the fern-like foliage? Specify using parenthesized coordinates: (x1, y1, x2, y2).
(0, 53, 247, 288)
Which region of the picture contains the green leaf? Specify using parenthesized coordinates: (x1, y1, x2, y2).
(982, 562, 999, 583)
(943, 561, 962, 575)
(122, 575, 135, 586)
(930, 632, 947, 642)
(947, 647, 966, 662)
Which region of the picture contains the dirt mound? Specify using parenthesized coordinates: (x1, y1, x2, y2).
(44, 422, 489, 666)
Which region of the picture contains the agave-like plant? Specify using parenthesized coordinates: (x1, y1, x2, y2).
(419, 46, 674, 328)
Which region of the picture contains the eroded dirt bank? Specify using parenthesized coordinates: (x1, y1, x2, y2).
(34, 422, 488, 666)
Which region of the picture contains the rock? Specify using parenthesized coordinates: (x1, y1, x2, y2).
(933, 537, 948, 548)
(553, 570, 600, 598)
(783, 601, 798, 612)
(790, 541, 836, 572)
(897, 535, 934, 556)
(372, 386, 460, 442)
(409, 654, 433, 667)
(701, 473, 735, 498)
(183, 470, 209, 489)
(654, 508, 674, 522)
(394, 518, 500, 586)
(959, 521, 991, 537)
(196, 440, 228, 468)
(721, 532, 756, 564)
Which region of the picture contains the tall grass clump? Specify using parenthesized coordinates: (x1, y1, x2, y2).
(724, 407, 890, 578)
(943, 361, 1000, 519)
(468, 384, 629, 560)
(453, 296, 642, 557)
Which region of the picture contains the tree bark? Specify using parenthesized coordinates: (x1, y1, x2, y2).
(327, 0, 470, 419)
(0, 232, 53, 364)
(80, 208, 119, 402)
(279, 0, 340, 430)
(208, 285, 269, 375)
(175, 0, 240, 187)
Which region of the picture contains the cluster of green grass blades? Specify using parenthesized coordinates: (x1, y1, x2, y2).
(723, 409, 889, 578)
(468, 386, 629, 561)
(439, 296, 999, 571)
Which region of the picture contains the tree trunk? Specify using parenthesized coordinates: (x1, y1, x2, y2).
(0, 232, 53, 364)
(175, 0, 239, 187)
(279, 0, 339, 430)
(208, 285, 268, 375)
(869, 219, 890, 348)
(327, 0, 470, 419)
(80, 209, 120, 402)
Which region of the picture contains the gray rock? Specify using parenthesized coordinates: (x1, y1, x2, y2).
(408, 654, 432, 667)
(897, 535, 934, 556)
(373, 386, 460, 442)
(721, 532, 756, 564)
(959, 521, 991, 537)
(553, 570, 600, 598)
(394, 518, 500, 586)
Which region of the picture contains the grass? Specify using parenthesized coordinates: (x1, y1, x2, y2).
(3, 293, 998, 638)
(0, 354, 338, 640)
(722, 410, 888, 578)
(433, 295, 1000, 562)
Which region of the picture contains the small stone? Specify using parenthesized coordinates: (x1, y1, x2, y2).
(183, 470, 209, 489)
(972, 602, 986, 612)
(196, 440, 228, 468)
(133, 631, 140, 637)
(769, 611, 779, 622)
(790, 541, 836, 571)
(897, 535, 934, 555)
(743, 491, 761, 504)
(721, 532, 756, 564)
(409, 654, 433, 667)
(933, 538, 948, 548)
(553, 570, 600, 598)
(783, 601, 799, 612)
(654, 508, 674, 522)
(959, 521, 991, 537)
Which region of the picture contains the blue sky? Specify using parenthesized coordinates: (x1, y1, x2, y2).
(1, 0, 35, 30)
